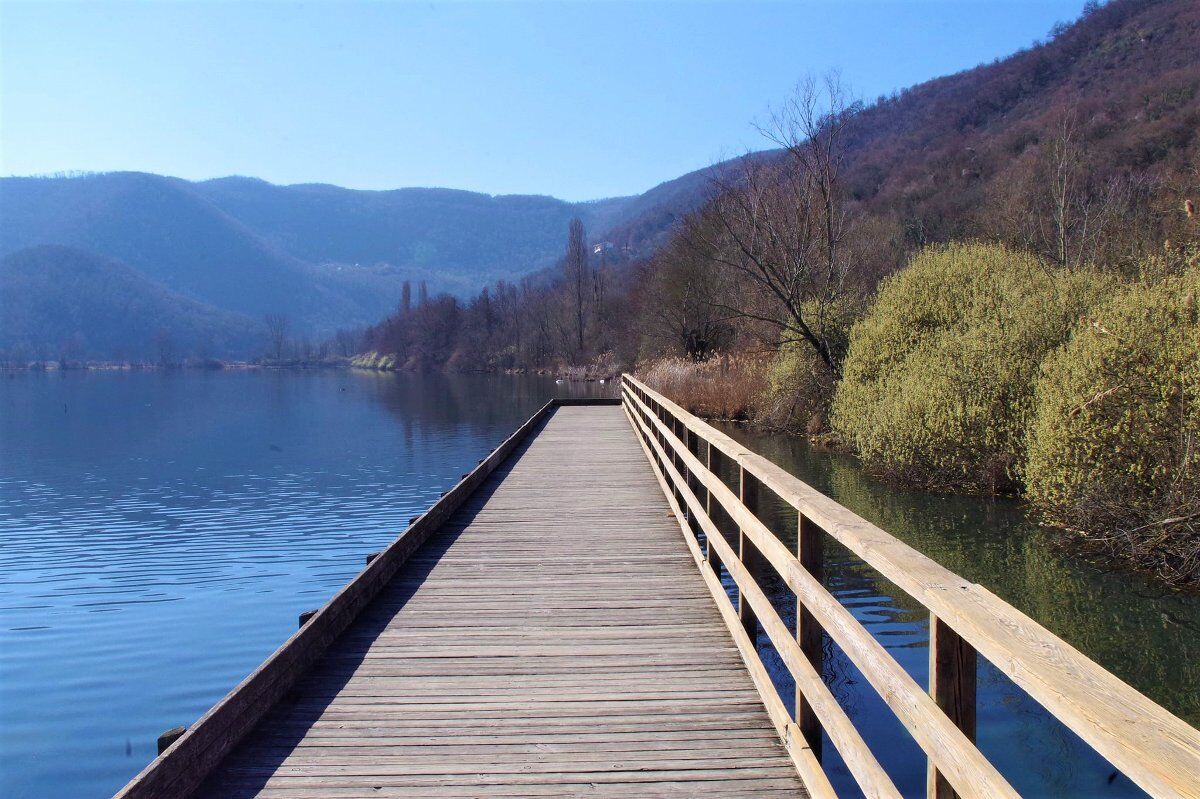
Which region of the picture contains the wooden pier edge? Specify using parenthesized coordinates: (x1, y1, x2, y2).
(112, 396, 618, 799)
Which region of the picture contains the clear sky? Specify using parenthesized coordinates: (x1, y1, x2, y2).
(1, 0, 1085, 201)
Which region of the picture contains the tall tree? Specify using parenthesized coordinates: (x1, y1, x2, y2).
(695, 74, 861, 375)
(563, 218, 589, 359)
(642, 210, 734, 360)
(263, 314, 290, 361)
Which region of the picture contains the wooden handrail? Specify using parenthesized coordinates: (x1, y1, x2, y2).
(625, 400, 900, 799)
(621, 373, 1200, 799)
(624, 384, 1014, 799)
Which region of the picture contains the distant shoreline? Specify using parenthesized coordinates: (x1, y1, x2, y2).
(1, 358, 351, 372)
(2, 358, 619, 382)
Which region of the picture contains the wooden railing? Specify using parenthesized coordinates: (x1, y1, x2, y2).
(620, 374, 1200, 799)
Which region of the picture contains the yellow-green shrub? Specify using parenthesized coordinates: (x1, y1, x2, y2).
(761, 299, 860, 434)
(762, 342, 837, 434)
(831, 242, 1114, 491)
(1025, 265, 1200, 586)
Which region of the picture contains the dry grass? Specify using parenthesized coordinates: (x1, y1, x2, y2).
(637, 354, 769, 421)
(558, 352, 621, 382)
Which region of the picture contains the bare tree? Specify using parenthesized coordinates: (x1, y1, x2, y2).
(692, 74, 861, 375)
(1022, 110, 1134, 268)
(643, 210, 735, 360)
(593, 249, 609, 352)
(334, 328, 359, 357)
(264, 314, 290, 361)
(154, 329, 177, 368)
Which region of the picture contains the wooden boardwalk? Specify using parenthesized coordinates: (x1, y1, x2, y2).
(118, 383, 1200, 799)
(191, 405, 807, 798)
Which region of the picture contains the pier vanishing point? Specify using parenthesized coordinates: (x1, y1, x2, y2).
(115, 375, 1200, 799)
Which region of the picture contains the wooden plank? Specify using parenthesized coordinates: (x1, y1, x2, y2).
(628, 399, 896, 799)
(147, 404, 811, 799)
(115, 399, 564, 799)
(738, 466, 761, 641)
(625, 406, 837, 799)
(797, 513, 824, 760)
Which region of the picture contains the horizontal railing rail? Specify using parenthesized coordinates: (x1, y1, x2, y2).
(621, 373, 1200, 799)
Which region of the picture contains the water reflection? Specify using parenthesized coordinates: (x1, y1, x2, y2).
(716, 422, 1200, 798)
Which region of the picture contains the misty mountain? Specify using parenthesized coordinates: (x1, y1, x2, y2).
(190, 177, 614, 284)
(0, 246, 263, 360)
(0, 171, 684, 358)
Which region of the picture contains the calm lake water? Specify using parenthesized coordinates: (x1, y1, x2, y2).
(1, 371, 1196, 798)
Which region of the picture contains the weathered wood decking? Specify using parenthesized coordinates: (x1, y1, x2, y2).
(118, 382, 1200, 799)
(191, 405, 807, 798)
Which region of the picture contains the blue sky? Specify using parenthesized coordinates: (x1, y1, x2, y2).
(1, 0, 1085, 201)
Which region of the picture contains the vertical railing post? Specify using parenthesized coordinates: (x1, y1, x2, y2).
(738, 466, 761, 642)
(927, 616, 977, 799)
(706, 442, 724, 577)
(674, 417, 688, 516)
(796, 513, 825, 760)
(685, 427, 701, 534)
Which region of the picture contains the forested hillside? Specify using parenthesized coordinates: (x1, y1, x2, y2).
(840, 0, 1199, 255)
(609, 0, 1200, 264)
(360, 0, 1200, 375)
(0, 169, 690, 358)
(4, 0, 1197, 368)
(0, 246, 262, 362)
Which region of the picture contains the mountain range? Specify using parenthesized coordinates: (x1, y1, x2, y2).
(0, 167, 715, 358)
(2, 0, 1195, 360)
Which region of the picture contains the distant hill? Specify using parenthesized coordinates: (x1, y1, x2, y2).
(189, 177, 612, 284)
(0, 172, 675, 356)
(0, 246, 262, 360)
(609, 0, 1200, 263)
(594, 152, 776, 257)
(3, 0, 1194, 360)
(836, 0, 1199, 248)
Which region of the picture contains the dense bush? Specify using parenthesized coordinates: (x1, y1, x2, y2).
(762, 344, 837, 434)
(761, 300, 858, 434)
(831, 242, 1114, 491)
(1026, 259, 1200, 586)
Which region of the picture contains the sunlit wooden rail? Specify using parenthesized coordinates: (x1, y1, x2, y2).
(621, 373, 1200, 799)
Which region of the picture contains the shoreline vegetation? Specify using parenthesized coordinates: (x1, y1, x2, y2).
(2, 357, 351, 372)
(342, 11, 1200, 591)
